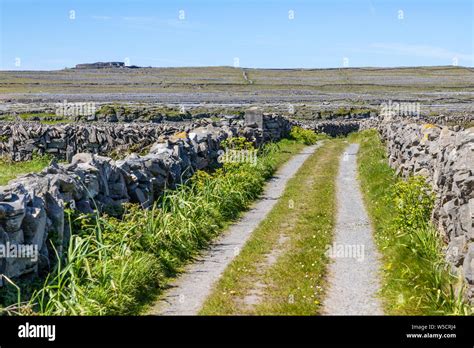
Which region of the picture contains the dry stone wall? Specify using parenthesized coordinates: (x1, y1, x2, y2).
(0, 115, 290, 284)
(0, 121, 207, 162)
(297, 116, 379, 137)
(0, 114, 290, 162)
(378, 116, 474, 300)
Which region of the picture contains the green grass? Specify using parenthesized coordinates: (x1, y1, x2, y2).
(349, 129, 472, 315)
(1, 138, 307, 315)
(200, 139, 345, 315)
(0, 113, 70, 125)
(0, 155, 52, 186)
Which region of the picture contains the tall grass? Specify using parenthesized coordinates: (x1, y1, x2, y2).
(350, 130, 472, 315)
(3, 138, 306, 315)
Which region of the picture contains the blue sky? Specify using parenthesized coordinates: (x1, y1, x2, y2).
(0, 0, 473, 70)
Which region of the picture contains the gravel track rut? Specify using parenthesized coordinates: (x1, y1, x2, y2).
(148, 143, 322, 315)
(322, 143, 383, 315)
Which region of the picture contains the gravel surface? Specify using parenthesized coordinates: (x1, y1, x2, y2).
(322, 143, 384, 315)
(148, 143, 322, 315)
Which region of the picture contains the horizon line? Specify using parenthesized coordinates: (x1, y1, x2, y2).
(1, 64, 473, 72)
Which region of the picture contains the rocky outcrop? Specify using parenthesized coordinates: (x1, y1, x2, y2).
(75, 62, 125, 69)
(379, 117, 474, 300)
(0, 114, 290, 284)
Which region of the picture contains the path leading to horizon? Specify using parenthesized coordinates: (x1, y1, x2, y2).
(148, 143, 322, 315)
(322, 143, 383, 315)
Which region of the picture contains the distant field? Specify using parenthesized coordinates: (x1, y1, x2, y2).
(1, 66, 473, 105)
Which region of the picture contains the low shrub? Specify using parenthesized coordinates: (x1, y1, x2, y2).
(392, 176, 435, 233)
(220, 136, 254, 150)
(289, 126, 326, 145)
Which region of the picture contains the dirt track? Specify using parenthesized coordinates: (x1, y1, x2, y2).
(322, 143, 383, 315)
(148, 143, 322, 315)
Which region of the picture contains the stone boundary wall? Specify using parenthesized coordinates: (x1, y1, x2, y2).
(378, 116, 474, 300)
(297, 117, 379, 137)
(411, 114, 473, 127)
(1, 112, 469, 162)
(0, 115, 290, 162)
(0, 121, 212, 162)
(0, 115, 291, 284)
(297, 113, 473, 137)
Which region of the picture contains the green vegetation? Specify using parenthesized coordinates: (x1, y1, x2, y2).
(95, 104, 116, 116)
(1, 138, 307, 315)
(200, 139, 345, 315)
(289, 126, 329, 144)
(332, 107, 372, 117)
(0, 155, 52, 186)
(0, 113, 69, 125)
(447, 120, 474, 129)
(349, 130, 471, 315)
(220, 136, 255, 150)
(96, 104, 246, 121)
(97, 104, 190, 120)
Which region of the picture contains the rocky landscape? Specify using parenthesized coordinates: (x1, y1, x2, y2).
(1, 66, 473, 120)
(0, 65, 473, 313)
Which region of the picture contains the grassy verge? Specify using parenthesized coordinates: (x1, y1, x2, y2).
(1, 137, 311, 315)
(349, 129, 471, 315)
(0, 155, 52, 186)
(200, 139, 345, 315)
